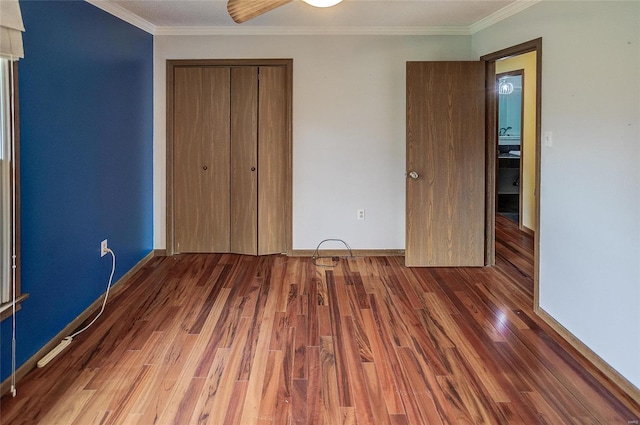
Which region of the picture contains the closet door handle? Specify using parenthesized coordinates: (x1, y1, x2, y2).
(202, 165, 208, 171)
(251, 167, 256, 172)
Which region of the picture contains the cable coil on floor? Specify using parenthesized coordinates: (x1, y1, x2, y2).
(311, 238, 354, 267)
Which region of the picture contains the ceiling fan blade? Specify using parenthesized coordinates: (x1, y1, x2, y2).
(227, 0, 294, 24)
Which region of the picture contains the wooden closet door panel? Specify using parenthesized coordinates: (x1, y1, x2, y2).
(257, 66, 288, 255)
(230, 67, 258, 255)
(174, 67, 231, 253)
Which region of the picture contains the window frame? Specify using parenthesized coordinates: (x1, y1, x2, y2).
(0, 60, 26, 322)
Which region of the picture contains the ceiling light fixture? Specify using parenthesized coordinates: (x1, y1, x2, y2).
(498, 79, 514, 95)
(302, 0, 343, 8)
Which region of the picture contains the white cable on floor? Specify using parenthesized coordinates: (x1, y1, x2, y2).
(69, 248, 116, 339)
(37, 248, 116, 368)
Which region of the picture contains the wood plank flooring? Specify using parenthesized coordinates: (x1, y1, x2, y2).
(2, 216, 639, 424)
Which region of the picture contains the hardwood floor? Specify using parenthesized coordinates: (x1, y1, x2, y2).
(2, 216, 639, 424)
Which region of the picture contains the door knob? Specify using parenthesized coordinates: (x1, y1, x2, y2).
(408, 171, 419, 179)
(202, 165, 208, 171)
(251, 167, 256, 171)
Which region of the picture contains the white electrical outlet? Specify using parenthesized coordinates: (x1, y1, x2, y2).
(357, 209, 365, 220)
(100, 239, 108, 257)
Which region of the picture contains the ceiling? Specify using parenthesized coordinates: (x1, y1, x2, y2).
(88, 0, 539, 35)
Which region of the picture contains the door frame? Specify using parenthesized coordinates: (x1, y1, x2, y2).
(481, 38, 542, 307)
(166, 59, 293, 256)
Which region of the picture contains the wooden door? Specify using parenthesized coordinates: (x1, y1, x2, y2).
(406, 61, 485, 266)
(174, 67, 231, 253)
(230, 67, 258, 255)
(257, 66, 288, 255)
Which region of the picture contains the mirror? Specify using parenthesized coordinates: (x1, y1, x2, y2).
(498, 74, 522, 148)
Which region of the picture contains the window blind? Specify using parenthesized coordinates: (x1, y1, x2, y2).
(0, 0, 25, 61)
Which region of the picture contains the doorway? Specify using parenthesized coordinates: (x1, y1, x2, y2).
(482, 38, 542, 306)
(496, 50, 538, 235)
(496, 71, 523, 225)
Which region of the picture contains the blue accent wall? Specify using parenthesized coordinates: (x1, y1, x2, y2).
(1, 1, 153, 382)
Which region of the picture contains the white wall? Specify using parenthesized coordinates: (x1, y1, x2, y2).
(473, 1, 640, 389)
(154, 34, 471, 250)
(154, 3, 640, 389)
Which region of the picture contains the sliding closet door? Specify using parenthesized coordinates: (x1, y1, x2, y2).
(258, 66, 288, 255)
(230, 67, 258, 255)
(174, 67, 231, 253)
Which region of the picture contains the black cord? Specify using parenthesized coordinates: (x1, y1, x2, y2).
(312, 239, 354, 267)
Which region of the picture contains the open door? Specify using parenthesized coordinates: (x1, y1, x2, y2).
(405, 61, 485, 267)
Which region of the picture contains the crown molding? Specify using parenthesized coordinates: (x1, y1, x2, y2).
(85, 0, 157, 34)
(469, 0, 541, 34)
(153, 25, 471, 37)
(85, 0, 537, 37)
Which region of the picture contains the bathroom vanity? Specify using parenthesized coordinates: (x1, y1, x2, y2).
(497, 136, 520, 218)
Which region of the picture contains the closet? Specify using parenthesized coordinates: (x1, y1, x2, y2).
(168, 60, 291, 256)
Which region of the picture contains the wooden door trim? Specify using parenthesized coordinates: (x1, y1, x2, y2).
(166, 59, 293, 256)
(484, 60, 497, 266)
(481, 37, 542, 301)
(166, 60, 175, 255)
